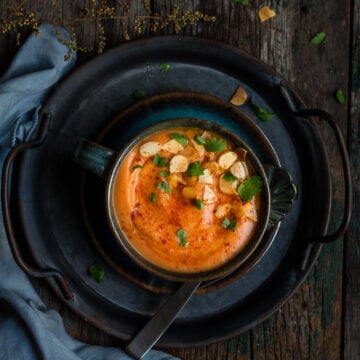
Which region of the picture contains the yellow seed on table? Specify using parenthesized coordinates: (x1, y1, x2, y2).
(259, 6, 276, 22)
(230, 86, 248, 106)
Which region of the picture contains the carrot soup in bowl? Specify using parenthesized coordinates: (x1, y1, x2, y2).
(76, 118, 272, 283)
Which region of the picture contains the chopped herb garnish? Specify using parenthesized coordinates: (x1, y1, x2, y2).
(159, 171, 170, 177)
(237, 176, 263, 201)
(194, 135, 207, 145)
(250, 101, 275, 121)
(223, 170, 238, 182)
(156, 181, 172, 193)
(194, 199, 204, 210)
(88, 262, 104, 283)
(187, 161, 204, 177)
(150, 193, 157, 203)
(160, 63, 171, 72)
(169, 133, 188, 146)
(335, 90, 346, 104)
(232, 0, 249, 4)
(153, 154, 168, 167)
(176, 229, 187, 247)
(205, 138, 227, 152)
(132, 89, 147, 100)
(310, 32, 327, 45)
(132, 164, 143, 171)
(222, 217, 237, 231)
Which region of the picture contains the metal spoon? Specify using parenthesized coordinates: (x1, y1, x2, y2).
(126, 281, 200, 359)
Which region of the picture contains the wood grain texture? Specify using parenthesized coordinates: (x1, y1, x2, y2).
(0, 1, 358, 359)
(344, 0, 360, 359)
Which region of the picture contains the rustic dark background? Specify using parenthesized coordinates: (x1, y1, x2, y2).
(0, 1, 359, 359)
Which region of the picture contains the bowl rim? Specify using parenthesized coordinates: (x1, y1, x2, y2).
(105, 117, 271, 283)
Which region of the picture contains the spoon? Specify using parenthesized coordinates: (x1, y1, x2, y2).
(126, 281, 200, 359)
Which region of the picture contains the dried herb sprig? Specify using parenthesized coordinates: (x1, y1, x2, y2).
(0, 0, 216, 60)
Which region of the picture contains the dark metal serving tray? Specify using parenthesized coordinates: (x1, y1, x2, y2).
(3, 36, 351, 347)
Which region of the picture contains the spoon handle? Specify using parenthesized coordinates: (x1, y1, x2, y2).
(126, 281, 200, 359)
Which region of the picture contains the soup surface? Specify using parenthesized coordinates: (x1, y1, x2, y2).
(112, 127, 262, 273)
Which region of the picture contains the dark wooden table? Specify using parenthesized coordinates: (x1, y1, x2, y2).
(1, 1, 359, 359)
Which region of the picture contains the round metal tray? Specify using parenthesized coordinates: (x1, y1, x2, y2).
(11, 37, 333, 347)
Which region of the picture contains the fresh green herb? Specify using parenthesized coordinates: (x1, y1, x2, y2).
(159, 171, 170, 177)
(169, 133, 188, 146)
(222, 217, 237, 231)
(88, 262, 104, 283)
(132, 89, 147, 100)
(223, 170, 238, 182)
(153, 154, 168, 167)
(187, 161, 204, 177)
(150, 192, 157, 204)
(204, 138, 227, 152)
(176, 229, 187, 247)
(156, 181, 172, 193)
(194, 135, 207, 145)
(160, 63, 171, 72)
(132, 164, 143, 171)
(237, 176, 263, 201)
(310, 32, 327, 45)
(232, 0, 249, 4)
(250, 101, 275, 122)
(335, 90, 346, 104)
(194, 199, 204, 210)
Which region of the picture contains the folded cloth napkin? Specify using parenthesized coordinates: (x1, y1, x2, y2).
(0, 24, 177, 360)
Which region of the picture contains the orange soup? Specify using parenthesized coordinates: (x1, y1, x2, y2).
(112, 127, 262, 273)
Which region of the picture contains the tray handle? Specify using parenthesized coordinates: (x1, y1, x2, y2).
(294, 109, 353, 270)
(1, 113, 74, 301)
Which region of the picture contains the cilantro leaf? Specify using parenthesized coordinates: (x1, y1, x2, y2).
(132, 89, 147, 100)
(159, 171, 170, 177)
(169, 133, 188, 146)
(205, 138, 227, 152)
(194, 199, 204, 210)
(335, 90, 346, 104)
(88, 262, 104, 283)
(222, 217, 237, 231)
(232, 0, 249, 4)
(194, 135, 207, 145)
(132, 164, 143, 171)
(237, 176, 263, 201)
(160, 63, 171, 72)
(310, 32, 327, 45)
(223, 170, 238, 182)
(153, 154, 168, 167)
(187, 161, 204, 177)
(150, 193, 157, 203)
(250, 101, 275, 122)
(156, 181, 172, 193)
(176, 229, 187, 247)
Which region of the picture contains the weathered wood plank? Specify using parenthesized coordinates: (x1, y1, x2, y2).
(0, 1, 356, 359)
(344, 0, 360, 359)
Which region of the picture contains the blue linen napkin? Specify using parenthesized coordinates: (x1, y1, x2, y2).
(0, 24, 177, 360)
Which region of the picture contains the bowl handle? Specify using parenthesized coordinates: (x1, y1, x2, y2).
(74, 139, 116, 179)
(1, 113, 74, 301)
(294, 109, 353, 270)
(264, 165, 297, 231)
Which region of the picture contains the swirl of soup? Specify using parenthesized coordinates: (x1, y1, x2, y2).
(112, 127, 262, 273)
